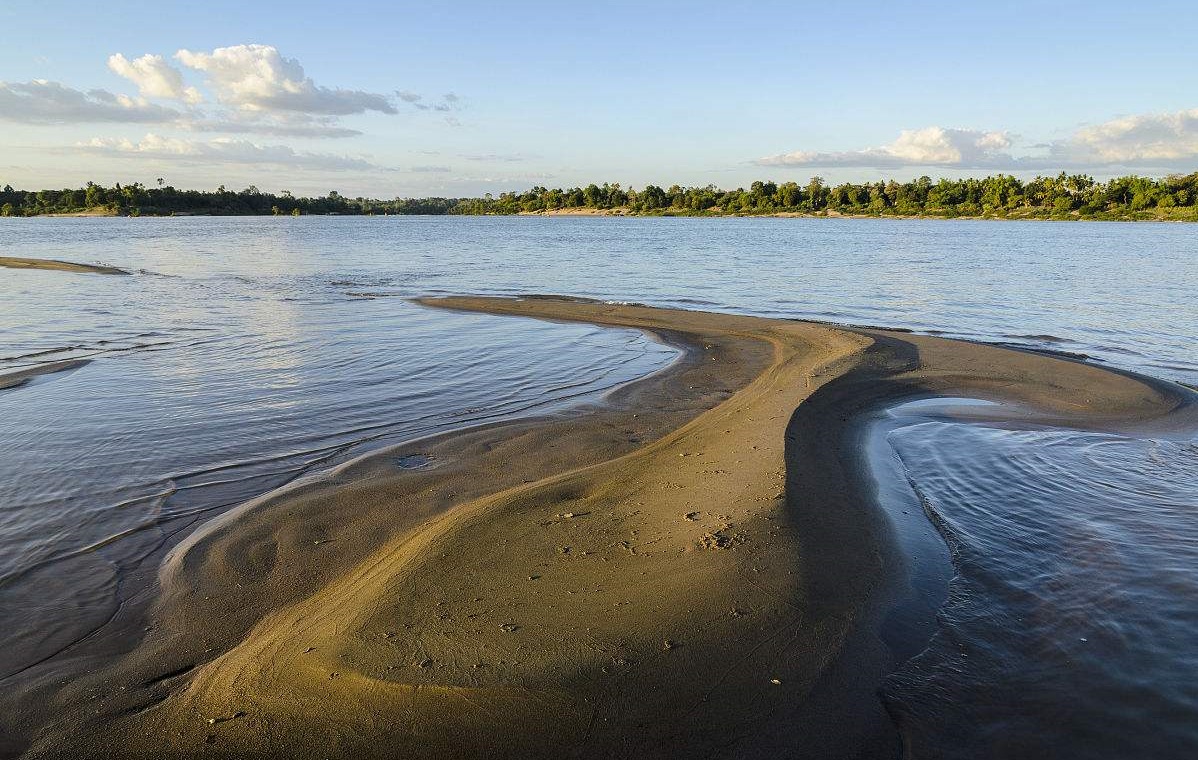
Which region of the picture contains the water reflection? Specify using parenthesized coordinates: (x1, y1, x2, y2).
(0, 261, 676, 676)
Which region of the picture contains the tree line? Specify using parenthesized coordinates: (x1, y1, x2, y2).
(2, 172, 1197, 220)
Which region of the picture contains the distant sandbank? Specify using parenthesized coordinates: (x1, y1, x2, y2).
(0, 359, 91, 390)
(9, 297, 1194, 759)
(0, 256, 129, 275)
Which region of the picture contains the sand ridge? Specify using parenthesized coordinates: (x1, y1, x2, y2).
(13, 297, 1196, 759)
(0, 256, 129, 275)
(0, 359, 91, 390)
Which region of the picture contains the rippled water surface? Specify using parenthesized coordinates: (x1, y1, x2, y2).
(1, 216, 1196, 752)
(877, 402, 1198, 759)
(5, 216, 1194, 380)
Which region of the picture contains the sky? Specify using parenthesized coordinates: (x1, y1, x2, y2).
(1, 0, 1197, 197)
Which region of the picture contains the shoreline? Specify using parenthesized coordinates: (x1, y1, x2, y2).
(517, 208, 1195, 223)
(7, 210, 1194, 222)
(9, 297, 1195, 758)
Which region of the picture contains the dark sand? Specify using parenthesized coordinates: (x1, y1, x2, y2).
(0, 256, 129, 275)
(7, 297, 1194, 759)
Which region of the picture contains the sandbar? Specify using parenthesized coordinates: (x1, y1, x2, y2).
(0, 256, 129, 275)
(9, 297, 1194, 759)
(0, 359, 91, 390)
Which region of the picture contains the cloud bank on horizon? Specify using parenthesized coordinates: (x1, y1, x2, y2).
(0, 79, 182, 124)
(759, 111, 1198, 173)
(75, 133, 379, 172)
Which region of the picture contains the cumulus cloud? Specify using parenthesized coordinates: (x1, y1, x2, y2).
(0, 80, 181, 124)
(760, 109, 1198, 172)
(175, 44, 396, 116)
(107, 53, 202, 104)
(5, 44, 467, 147)
(758, 127, 1014, 169)
(1065, 108, 1198, 165)
(75, 133, 379, 171)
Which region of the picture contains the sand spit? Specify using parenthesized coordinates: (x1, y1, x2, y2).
(0, 256, 129, 275)
(10, 297, 1195, 759)
(0, 359, 91, 390)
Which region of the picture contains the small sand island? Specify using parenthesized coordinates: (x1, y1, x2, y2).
(0, 256, 129, 275)
(0, 359, 91, 391)
(7, 297, 1194, 759)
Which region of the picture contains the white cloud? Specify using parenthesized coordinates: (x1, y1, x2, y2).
(107, 53, 202, 104)
(75, 133, 379, 171)
(0, 80, 180, 124)
(175, 44, 396, 116)
(1066, 108, 1198, 164)
(759, 109, 1198, 172)
(5, 45, 461, 146)
(758, 127, 1014, 169)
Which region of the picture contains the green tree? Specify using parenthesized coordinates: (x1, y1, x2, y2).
(778, 182, 802, 208)
(639, 185, 667, 210)
(805, 176, 827, 210)
(82, 183, 102, 208)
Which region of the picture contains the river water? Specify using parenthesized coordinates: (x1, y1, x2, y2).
(1, 215, 1195, 757)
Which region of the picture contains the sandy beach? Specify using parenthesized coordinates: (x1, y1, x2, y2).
(7, 296, 1195, 759)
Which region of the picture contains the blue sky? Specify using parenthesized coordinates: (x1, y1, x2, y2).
(1, 0, 1196, 196)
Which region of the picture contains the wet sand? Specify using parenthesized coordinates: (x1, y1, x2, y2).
(8, 297, 1195, 759)
(0, 256, 129, 275)
(0, 359, 91, 391)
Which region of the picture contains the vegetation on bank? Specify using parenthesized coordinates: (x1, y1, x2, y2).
(2, 172, 1198, 220)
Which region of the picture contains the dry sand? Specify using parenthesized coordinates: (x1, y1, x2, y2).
(8, 297, 1194, 759)
(0, 256, 129, 275)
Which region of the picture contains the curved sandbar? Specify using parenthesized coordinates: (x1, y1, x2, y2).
(0, 256, 129, 275)
(16, 297, 1196, 759)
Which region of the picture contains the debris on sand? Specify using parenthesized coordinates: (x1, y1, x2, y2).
(699, 526, 745, 550)
(206, 711, 246, 725)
